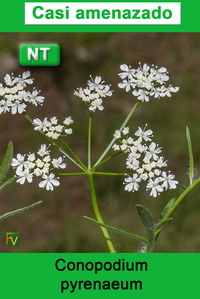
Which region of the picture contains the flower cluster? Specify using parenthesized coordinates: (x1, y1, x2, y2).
(112, 126, 178, 197)
(11, 144, 66, 191)
(118, 63, 179, 102)
(0, 71, 44, 114)
(74, 76, 113, 112)
(33, 116, 73, 140)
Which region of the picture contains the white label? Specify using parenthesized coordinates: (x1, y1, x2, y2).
(25, 2, 181, 25)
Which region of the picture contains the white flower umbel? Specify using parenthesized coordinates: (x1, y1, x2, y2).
(33, 116, 74, 140)
(12, 144, 66, 191)
(0, 71, 45, 114)
(74, 75, 113, 112)
(112, 125, 178, 197)
(118, 63, 179, 102)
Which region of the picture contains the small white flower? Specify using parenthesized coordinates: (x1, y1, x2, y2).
(154, 169, 161, 176)
(46, 132, 60, 140)
(124, 174, 141, 192)
(64, 128, 73, 135)
(156, 157, 168, 168)
(146, 178, 163, 197)
(140, 173, 148, 181)
(118, 64, 136, 80)
(36, 158, 44, 168)
(39, 173, 60, 191)
(146, 142, 162, 161)
(43, 155, 51, 163)
(17, 71, 34, 87)
(28, 89, 44, 106)
(16, 167, 33, 184)
(55, 125, 64, 133)
(11, 154, 26, 169)
(126, 158, 140, 170)
(49, 126, 56, 132)
(52, 157, 66, 169)
(122, 127, 130, 135)
(113, 130, 121, 139)
(4, 74, 16, 86)
(112, 144, 120, 151)
(49, 116, 58, 125)
(0, 99, 12, 113)
(118, 79, 135, 92)
(98, 85, 113, 97)
(88, 76, 104, 92)
(135, 126, 153, 143)
(33, 118, 51, 132)
(37, 144, 50, 157)
(27, 153, 36, 162)
(159, 171, 178, 189)
(34, 168, 43, 177)
(63, 116, 74, 126)
(132, 89, 149, 102)
(11, 100, 26, 114)
(120, 144, 128, 152)
(42, 163, 50, 174)
(89, 98, 104, 112)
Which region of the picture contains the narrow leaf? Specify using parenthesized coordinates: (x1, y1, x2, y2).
(186, 126, 194, 185)
(159, 198, 176, 222)
(155, 218, 173, 232)
(0, 201, 42, 221)
(135, 204, 154, 243)
(0, 142, 13, 183)
(83, 216, 148, 244)
(0, 177, 16, 191)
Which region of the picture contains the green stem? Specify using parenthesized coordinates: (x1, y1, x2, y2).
(94, 102, 140, 167)
(93, 172, 130, 176)
(60, 138, 87, 171)
(0, 201, 42, 221)
(0, 177, 16, 191)
(143, 242, 153, 253)
(154, 177, 200, 239)
(92, 151, 123, 171)
(88, 112, 93, 169)
(22, 113, 85, 171)
(87, 174, 115, 253)
(55, 172, 87, 176)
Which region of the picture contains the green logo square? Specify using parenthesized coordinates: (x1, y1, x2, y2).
(5, 232, 20, 246)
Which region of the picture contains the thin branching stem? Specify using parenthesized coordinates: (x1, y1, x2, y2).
(94, 102, 140, 167)
(22, 112, 86, 171)
(60, 138, 87, 170)
(88, 112, 93, 169)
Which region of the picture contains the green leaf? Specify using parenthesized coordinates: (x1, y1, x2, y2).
(135, 204, 154, 243)
(186, 126, 194, 185)
(0, 142, 13, 183)
(83, 216, 148, 244)
(0, 201, 42, 221)
(159, 198, 176, 222)
(155, 218, 173, 232)
(0, 177, 15, 191)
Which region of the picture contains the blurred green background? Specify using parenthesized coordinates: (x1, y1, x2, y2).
(0, 32, 200, 253)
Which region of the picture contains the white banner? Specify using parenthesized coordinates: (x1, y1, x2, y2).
(25, 2, 181, 25)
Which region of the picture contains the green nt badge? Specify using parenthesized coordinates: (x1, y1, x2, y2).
(5, 232, 20, 246)
(19, 44, 60, 66)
